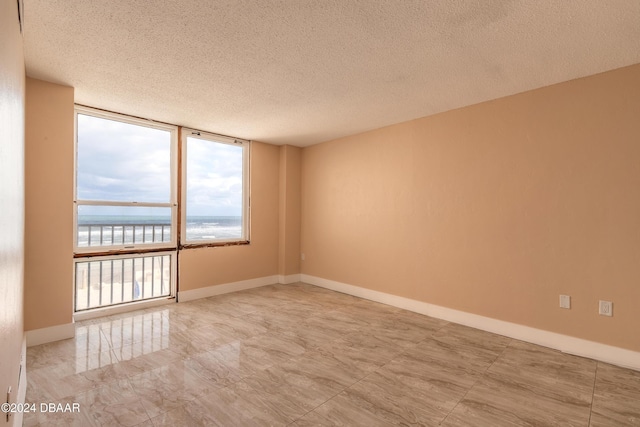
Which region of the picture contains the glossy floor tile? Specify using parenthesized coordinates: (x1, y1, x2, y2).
(25, 282, 640, 426)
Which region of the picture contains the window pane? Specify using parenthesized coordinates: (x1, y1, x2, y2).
(75, 253, 172, 311)
(185, 136, 245, 241)
(77, 113, 171, 203)
(77, 205, 172, 247)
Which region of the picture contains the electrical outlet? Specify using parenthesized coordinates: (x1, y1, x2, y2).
(599, 300, 613, 317)
(301, 253, 305, 261)
(559, 295, 571, 309)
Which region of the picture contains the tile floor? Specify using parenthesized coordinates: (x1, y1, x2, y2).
(25, 282, 640, 426)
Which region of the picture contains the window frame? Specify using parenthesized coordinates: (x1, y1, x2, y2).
(180, 128, 251, 247)
(73, 105, 179, 255)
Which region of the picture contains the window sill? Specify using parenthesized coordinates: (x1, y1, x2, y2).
(179, 240, 250, 250)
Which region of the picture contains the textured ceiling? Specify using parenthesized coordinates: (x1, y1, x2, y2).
(23, 0, 640, 146)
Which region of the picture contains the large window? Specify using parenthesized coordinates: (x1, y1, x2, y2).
(74, 106, 178, 312)
(75, 106, 177, 252)
(182, 129, 250, 245)
(74, 108, 250, 314)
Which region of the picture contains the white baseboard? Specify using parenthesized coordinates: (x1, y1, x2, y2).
(26, 322, 75, 347)
(301, 274, 640, 372)
(177, 275, 279, 302)
(278, 274, 301, 284)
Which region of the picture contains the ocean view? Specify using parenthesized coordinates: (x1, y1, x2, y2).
(77, 215, 242, 246)
(183, 215, 243, 240)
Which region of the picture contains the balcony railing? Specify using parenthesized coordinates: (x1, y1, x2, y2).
(77, 223, 172, 247)
(75, 253, 173, 312)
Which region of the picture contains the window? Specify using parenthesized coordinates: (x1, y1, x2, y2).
(182, 129, 250, 245)
(75, 253, 173, 311)
(75, 106, 178, 252)
(74, 106, 178, 312)
(74, 108, 251, 314)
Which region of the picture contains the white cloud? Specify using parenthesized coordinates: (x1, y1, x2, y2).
(77, 115, 245, 218)
(77, 114, 171, 203)
(185, 136, 243, 216)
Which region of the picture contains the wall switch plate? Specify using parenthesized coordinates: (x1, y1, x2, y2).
(559, 295, 571, 309)
(301, 253, 305, 261)
(599, 300, 613, 316)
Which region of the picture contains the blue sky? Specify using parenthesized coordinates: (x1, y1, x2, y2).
(77, 114, 243, 217)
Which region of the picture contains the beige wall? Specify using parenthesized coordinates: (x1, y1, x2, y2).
(301, 63, 640, 352)
(0, 0, 25, 423)
(178, 141, 281, 290)
(24, 78, 75, 331)
(278, 145, 302, 276)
